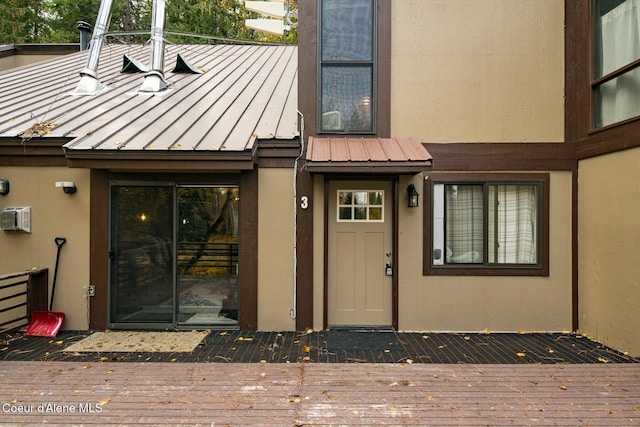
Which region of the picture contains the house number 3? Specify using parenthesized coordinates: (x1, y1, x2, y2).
(300, 196, 309, 210)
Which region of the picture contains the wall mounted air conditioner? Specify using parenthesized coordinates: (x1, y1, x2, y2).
(0, 207, 31, 233)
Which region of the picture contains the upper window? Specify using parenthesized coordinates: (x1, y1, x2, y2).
(593, 0, 640, 128)
(319, 0, 376, 133)
(424, 174, 549, 276)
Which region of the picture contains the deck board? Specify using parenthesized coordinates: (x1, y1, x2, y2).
(1, 362, 639, 425)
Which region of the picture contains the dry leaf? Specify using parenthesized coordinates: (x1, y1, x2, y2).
(302, 346, 311, 353)
(517, 352, 526, 357)
(406, 358, 414, 364)
(98, 397, 111, 405)
(559, 385, 567, 390)
(597, 357, 609, 363)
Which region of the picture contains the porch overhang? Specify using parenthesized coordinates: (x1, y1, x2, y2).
(305, 137, 432, 174)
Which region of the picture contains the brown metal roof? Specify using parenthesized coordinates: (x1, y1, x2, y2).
(0, 43, 298, 158)
(305, 137, 432, 173)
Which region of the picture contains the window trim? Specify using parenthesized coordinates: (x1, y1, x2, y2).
(423, 173, 550, 277)
(317, 0, 378, 134)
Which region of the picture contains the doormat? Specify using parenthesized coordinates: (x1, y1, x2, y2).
(63, 330, 209, 353)
(325, 331, 401, 351)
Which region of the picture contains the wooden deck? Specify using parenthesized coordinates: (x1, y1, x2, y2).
(1, 361, 639, 425)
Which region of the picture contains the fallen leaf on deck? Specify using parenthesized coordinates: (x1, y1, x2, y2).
(98, 397, 111, 405)
(517, 352, 526, 357)
(597, 357, 609, 363)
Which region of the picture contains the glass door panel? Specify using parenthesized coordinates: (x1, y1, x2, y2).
(177, 187, 239, 326)
(109, 185, 174, 325)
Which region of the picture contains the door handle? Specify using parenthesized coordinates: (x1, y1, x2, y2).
(385, 263, 393, 276)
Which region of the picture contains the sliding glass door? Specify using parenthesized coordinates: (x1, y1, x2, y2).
(109, 183, 239, 329)
(177, 187, 239, 326)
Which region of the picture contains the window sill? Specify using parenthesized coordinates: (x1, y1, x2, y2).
(424, 265, 548, 277)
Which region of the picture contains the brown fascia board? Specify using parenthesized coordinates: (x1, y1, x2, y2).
(13, 44, 80, 56)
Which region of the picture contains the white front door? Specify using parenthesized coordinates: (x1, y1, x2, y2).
(327, 181, 393, 327)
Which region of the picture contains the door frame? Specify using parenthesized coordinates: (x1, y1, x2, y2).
(323, 175, 399, 330)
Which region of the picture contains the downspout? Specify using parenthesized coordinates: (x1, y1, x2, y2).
(139, 0, 167, 93)
(73, 0, 114, 95)
(291, 110, 305, 320)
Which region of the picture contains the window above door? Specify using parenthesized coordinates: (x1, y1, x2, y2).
(319, 0, 376, 134)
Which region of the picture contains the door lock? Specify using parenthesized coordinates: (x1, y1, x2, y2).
(385, 263, 393, 276)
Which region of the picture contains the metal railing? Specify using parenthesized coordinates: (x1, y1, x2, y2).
(0, 268, 48, 332)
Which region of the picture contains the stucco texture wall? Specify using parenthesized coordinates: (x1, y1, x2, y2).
(0, 166, 90, 330)
(579, 149, 640, 357)
(390, 0, 564, 142)
(398, 172, 573, 332)
(257, 168, 295, 331)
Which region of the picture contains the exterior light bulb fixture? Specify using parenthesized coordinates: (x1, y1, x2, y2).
(407, 184, 419, 208)
(0, 179, 9, 195)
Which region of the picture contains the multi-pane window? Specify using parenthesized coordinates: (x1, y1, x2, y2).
(593, 0, 640, 128)
(337, 190, 384, 222)
(429, 177, 546, 273)
(319, 0, 376, 133)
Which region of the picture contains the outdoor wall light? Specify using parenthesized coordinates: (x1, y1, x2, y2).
(407, 184, 419, 208)
(55, 181, 77, 194)
(0, 179, 9, 196)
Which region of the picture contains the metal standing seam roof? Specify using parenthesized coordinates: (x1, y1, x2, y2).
(0, 43, 298, 155)
(305, 136, 432, 173)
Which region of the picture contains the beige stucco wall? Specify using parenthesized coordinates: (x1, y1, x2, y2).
(397, 171, 573, 332)
(0, 166, 90, 330)
(579, 149, 640, 357)
(313, 172, 573, 332)
(390, 0, 564, 142)
(257, 168, 296, 331)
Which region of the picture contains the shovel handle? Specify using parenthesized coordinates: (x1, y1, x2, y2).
(55, 237, 67, 248)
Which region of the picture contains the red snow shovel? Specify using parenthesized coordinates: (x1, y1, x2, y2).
(26, 237, 67, 337)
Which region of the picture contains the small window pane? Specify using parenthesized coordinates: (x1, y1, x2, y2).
(369, 191, 383, 205)
(321, 0, 373, 61)
(369, 207, 382, 220)
(354, 207, 367, 220)
(445, 185, 484, 264)
(594, 69, 640, 127)
(488, 184, 538, 265)
(339, 191, 352, 205)
(321, 66, 373, 132)
(354, 191, 367, 205)
(339, 207, 352, 220)
(594, 0, 638, 78)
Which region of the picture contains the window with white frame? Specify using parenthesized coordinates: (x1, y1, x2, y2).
(426, 174, 549, 275)
(319, 0, 376, 133)
(593, 0, 640, 128)
(337, 190, 384, 222)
